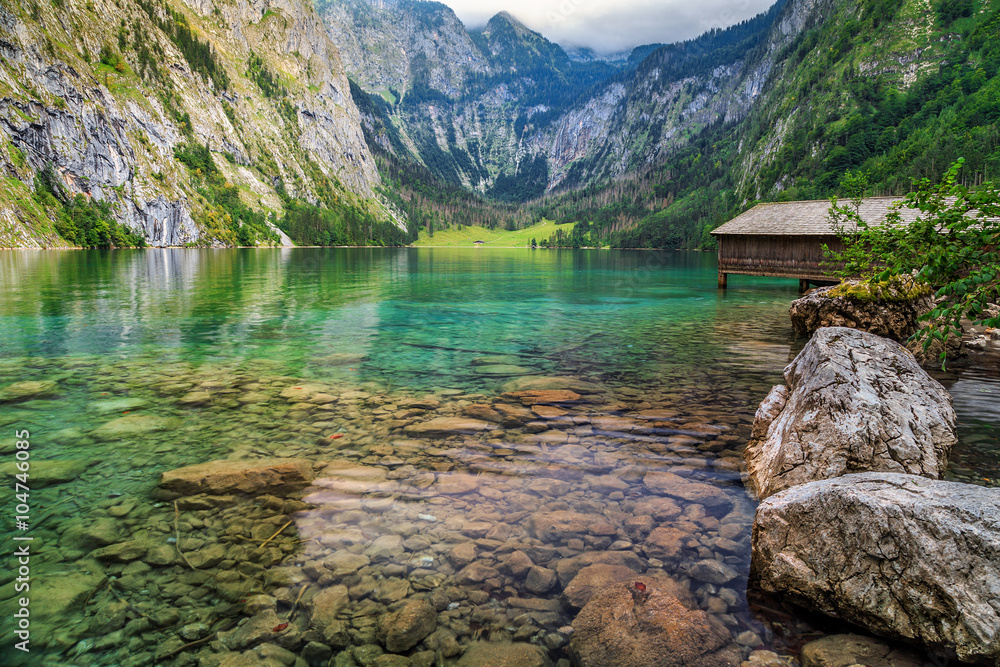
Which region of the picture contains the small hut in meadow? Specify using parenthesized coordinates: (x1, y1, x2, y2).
(711, 197, 920, 290)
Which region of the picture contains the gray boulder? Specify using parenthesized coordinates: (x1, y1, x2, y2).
(744, 327, 956, 500)
(789, 280, 934, 342)
(751, 473, 1000, 663)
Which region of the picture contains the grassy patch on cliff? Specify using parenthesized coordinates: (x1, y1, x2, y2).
(174, 142, 281, 247)
(0, 177, 63, 246)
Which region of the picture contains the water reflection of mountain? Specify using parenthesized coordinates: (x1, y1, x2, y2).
(0, 250, 398, 367)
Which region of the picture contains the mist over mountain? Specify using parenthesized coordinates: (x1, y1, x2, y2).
(436, 0, 778, 55)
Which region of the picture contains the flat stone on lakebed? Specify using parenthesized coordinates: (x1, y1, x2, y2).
(317, 352, 367, 366)
(504, 389, 582, 405)
(0, 380, 59, 403)
(89, 397, 151, 414)
(91, 414, 179, 440)
(501, 376, 604, 394)
(160, 458, 315, 496)
(177, 391, 212, 406)
(279, 384, 328, 402)
(434, 473, 481, 495)
(643, 471, 733, 511)
(474, 364, 535, 376)
(0, 459, 91, 487)
(404, 417, 495, 437)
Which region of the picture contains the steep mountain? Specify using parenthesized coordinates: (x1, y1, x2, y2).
(320, 0, 623, 199)
(319, 0, 487, 98)
(730, 0, 1000, 200)
(0, 0, 406, 248)
(4, 0, 996, 249)
(322, 0, 801, 200)
(531, 0, 797, 189)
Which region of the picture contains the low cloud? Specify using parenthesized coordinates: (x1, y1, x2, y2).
(441, 0, 777, 54)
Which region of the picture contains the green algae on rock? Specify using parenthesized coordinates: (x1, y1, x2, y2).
(90, 414, 180, 441)
(0, 380, 58, 402)
(0, 459, 90, 487)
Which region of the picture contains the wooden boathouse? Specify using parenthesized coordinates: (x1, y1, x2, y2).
(711, 197, 920, 290)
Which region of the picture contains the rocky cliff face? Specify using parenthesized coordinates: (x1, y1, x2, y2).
(529, 0, 841, 190)
(0, 0, 382, 247)
(321, 0, 488, 97)
(329, 0, 953, 210)
(320, 1, 624, 197)
(532, 62, 757, 189)
(320, 0, 826, 198)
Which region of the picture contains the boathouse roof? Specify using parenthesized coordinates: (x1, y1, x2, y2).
(711, 197, 920, 236)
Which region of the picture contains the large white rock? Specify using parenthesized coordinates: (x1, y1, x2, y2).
(744, 327, 956, 499)
(751, 473, 1000, 663)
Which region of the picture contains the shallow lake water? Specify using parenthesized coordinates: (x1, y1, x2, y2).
(0, 248, 996, 666)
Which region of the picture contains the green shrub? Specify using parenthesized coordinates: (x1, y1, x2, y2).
(828, 159, 1000, 363)
(34, 167, 146, 248)
(136, 0, 230, 90)
(99, 43, 122, 70)
(9, 144, 26, 169)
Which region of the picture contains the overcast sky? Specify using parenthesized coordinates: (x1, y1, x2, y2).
(439, 0, 777, 55)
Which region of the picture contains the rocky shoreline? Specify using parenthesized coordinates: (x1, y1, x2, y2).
(0, 290, 997, 666)
(744, 284, 1000, 665)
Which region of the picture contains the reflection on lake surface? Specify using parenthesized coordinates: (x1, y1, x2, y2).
(0, 248, 996, 665)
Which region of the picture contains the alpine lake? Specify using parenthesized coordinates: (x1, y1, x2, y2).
(1, 248, 997, 666)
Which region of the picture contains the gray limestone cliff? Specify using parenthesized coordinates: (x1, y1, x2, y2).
(0, 0, 382, 247)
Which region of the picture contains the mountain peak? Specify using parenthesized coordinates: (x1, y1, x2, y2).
(486, 10, 530, 34)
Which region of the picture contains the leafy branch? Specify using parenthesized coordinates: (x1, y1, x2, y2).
(827, 159, 1000, 363)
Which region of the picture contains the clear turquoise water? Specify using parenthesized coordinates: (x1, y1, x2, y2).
(0, 248, 995, 665)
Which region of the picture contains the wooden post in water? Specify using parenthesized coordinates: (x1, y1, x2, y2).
(718, 271, 728, 289)
(799, 278, 810, 293)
